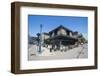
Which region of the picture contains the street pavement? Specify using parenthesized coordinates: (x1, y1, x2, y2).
(28, 44, 88, 60)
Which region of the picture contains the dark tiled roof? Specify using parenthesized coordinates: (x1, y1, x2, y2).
(43, 32, 50, 35)
(49, 25, 73, 33)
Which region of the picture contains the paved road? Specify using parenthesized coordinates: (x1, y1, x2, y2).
(28, 44, 88, 60)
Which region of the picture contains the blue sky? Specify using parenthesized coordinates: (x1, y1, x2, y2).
(28, 15, 88, 40)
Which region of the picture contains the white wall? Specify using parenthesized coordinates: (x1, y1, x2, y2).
(0, 0, 100, 76)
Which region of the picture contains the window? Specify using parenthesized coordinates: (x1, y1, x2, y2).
(57, 28, 66, 35)
(52, 32, 55, 37)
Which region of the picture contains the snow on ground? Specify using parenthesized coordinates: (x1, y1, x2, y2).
(28, 44, 88, 60)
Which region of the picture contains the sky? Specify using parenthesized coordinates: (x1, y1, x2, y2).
(28, 15, 88, 40)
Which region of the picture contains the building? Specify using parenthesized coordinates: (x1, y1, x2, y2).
(29, 25, 87, 52)
(36, 25, 80, 52)
(28, 35, 38, 44)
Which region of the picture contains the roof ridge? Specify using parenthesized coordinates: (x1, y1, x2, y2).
(49, 25, 73, 33)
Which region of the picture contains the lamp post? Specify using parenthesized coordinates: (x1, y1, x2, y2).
(38, 24, 43, 53)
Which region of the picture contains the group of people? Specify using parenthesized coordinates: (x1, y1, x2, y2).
(42, 43, 79, 53)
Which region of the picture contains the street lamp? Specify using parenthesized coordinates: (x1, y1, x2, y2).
(37, 24, 43, 53)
